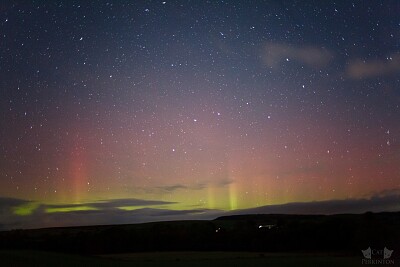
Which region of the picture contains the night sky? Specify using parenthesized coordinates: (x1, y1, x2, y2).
(1, 1, 400, 229)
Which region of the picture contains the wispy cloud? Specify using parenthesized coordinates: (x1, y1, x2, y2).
(367, 187, 400, 199)
(347, 53, 400, 79)
(262, 42, 333, 68)
(155, 179, 234, 193)
(146, 208, 213, 217)
(0, 197, 31, 211)
(229, 191, 400, 216)
(213, 178, 234, 187)
(156, 183, 206, 192)
(45, 198, 176, 209)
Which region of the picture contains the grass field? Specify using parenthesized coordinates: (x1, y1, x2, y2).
(0, 250, 362, 267)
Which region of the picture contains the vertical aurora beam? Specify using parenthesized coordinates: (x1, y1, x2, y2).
(228, 182, 238, 210)
(69, 144, 88, 203)
(207, 185, 216, 210)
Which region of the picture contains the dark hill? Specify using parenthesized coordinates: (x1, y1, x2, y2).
(0, 212, 399, 255)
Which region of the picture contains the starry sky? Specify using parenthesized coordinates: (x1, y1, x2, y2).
(1, 1, 400, 228)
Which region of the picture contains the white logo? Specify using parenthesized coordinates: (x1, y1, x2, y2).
(361, 247, 395, 265)
(384, 247, 393, 259)
(362, 247, 371, 259)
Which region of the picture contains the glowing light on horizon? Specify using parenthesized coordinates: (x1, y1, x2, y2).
(45, 206, 98, 213)
(13, 202, 40, 216)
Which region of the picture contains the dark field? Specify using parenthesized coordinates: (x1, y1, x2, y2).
(1, 212, 399, 266)
(0, 250, 361, 267)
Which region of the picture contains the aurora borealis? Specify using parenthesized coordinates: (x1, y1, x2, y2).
(1, 1, 400, 229)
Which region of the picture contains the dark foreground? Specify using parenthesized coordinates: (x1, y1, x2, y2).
(0, 212, 399, 266)
(0, 250, 363, 267)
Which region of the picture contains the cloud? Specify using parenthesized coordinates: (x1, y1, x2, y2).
(0, 197, 37, 217)
(156, 184, 200, 192)
(155, 179, 233, 193)
(213, 178, 234, 187)
(119, 182, 210, 194)
(228, 192, 400, 216)
(136, 208, 215, 217)
(0, 197, 31, 209)
(368, 187, 400, 198)
(0, 198, 38, 230)
(44, 198, 175, 209)
(347, 53, 400, 79)
(262, 42, 333, 68)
